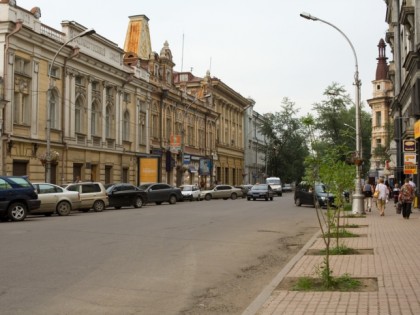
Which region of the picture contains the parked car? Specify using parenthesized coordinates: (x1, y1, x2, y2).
(235, 184, 253, 198)
(266, 177, 283, 196)
(294, 182, 335, 208)
(106, 183, 148, 209)
(247, 184, 274, 201)
(32, 183, 81, 216)
(282, 183, 293, 192)
(138, 183, 183, 205)
(0, 176, 41, 222)
(179, 185, 201, 201)
(64, 182, 108, 212)
(200, 185, 242, 201)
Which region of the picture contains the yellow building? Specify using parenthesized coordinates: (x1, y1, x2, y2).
(175, 71, 252, 186)
(0, 4, 219, 186)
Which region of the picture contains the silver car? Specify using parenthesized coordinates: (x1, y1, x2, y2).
(200, 185, 242, 201)
(32, 183, 81, 216)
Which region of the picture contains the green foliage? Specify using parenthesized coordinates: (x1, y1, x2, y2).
(319, 245, 358, 255)
(260, 97, 309, 183)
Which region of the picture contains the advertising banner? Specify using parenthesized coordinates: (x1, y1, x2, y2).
(139, 157, 158, 183)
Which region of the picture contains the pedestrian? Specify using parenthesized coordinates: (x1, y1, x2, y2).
(74, 176, 82, 183)
(393, 183, 400, 206)
(399, 178, 415, 219)
(374, 178, 388, 216)
(362, 180, 373, 212)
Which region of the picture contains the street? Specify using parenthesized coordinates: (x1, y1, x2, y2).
(0, 192, 319, 315)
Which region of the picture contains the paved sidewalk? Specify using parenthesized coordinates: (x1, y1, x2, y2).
(243, 204, 420, 315)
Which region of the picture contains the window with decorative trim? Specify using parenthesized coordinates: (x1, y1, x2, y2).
(122, 110, 130, 141)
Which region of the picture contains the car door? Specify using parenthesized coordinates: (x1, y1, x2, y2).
(34, 184, 57, 212)
(109, 185, 125, 207)
(147, 184, 166, 202)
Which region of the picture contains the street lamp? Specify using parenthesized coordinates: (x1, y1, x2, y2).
(300, 12, 364, 214)
(46, 28, 96, 183)
(179, 94, 211, 185)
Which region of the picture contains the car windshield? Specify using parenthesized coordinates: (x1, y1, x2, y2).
(266, 179, 280, 185)
(315, 184, 327, 193)
(252, 184, 268, 190)
(181, 186, 192, 191)
(105, 185, 116, 193)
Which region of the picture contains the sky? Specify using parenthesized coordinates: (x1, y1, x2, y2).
(17, 0, 389, 117)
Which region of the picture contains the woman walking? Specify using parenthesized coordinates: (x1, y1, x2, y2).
(362, 180, 373, 212)
(399, 178, 415, 219)
(375, 178, 388, 216)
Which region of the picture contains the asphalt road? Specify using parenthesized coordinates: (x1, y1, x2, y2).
(0, 192, 319, 315)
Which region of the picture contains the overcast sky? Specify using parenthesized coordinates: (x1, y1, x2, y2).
(17, 0, 388, 117)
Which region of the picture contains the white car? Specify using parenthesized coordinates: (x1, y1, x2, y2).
(32, 183, 81, 216)
(180, 185, 201, 201)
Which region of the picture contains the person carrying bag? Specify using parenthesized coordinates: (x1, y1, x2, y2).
(399, 178, 415, 219)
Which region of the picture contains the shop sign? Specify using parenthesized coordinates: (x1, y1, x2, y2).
(404, 139, 416, 152)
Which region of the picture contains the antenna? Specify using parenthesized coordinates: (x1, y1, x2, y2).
(181, 33, 184, 72)
(209, 57, 212, 72)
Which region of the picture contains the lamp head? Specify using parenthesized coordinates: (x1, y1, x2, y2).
(80, 28, 96, 37)
(300, 12, 318, 21)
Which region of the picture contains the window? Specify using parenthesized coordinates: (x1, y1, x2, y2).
(376, 111, 382, 127)
(138, 112, 146, 145)
(13, 78, 30, 125)
(105, 105, 114, 138)
(49, 66, 60, 78)
(92, 81, 98, 91)
(15, 57, 30, 76)
(123, 92, 131, 102)
(49, 90, 58, 129)
(122, 110, 130, 141)
(152, 112, 159, 138)
(91, 102, 100, 136)
(376, 138, 382, 146)
(75, 98, 84, 133)
(75, 76, 84, 86)
(166, 117, 171, 139)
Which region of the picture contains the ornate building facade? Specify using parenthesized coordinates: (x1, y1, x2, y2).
(385, 0, 419, 187)
(0, 2, 221, 186)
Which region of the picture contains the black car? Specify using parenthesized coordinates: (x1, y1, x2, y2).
(294, 182, 335, 208)
(0, 176, 41, 222)
(106, 183, 148, 209)
(138, 183, 183, 205)
(247, 184, 274, 201)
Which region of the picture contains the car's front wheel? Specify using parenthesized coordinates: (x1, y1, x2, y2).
(56, 201, 72, 216)
(8, 202, 27, 222)
(93, 200, 105, 212)
(169, 195, 177, 205)
(205, 194, 212, 201)
(231, 193, 237, 200)
(134, 196, 144, 208)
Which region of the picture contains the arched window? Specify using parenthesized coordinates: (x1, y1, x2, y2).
(91, 102, 100, 136)
(75, 98, 84, 133)
(105, 105, 114, 138)
(122, 110, 130, 141)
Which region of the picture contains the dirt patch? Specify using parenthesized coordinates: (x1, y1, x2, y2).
(305, 248, 374, 255)
(275, 277, 378, 292)
(179, 229, 318, 315)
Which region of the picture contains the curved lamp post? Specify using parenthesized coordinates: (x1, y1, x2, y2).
(46, 28, 95, 183)
(300, 12, 364, 214)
